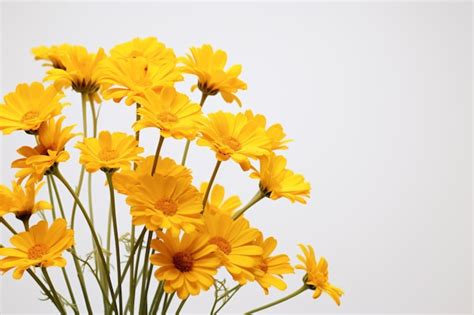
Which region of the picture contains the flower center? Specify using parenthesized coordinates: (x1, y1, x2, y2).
(312, 270, 328, 285)
(22, 111, 40, 123)
(99, 149, 118, 161)
(27, 244, 48, 260)
(209, 236, 232, 255)
(223, 136, 241, 151)
(258, 262, 268, 273)
(157, 112, 178, 123)
(172, 251, 194, 272)
(155, 199, 178, 216)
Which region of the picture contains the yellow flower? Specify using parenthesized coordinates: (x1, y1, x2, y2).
(296, 244, 344, 306)
(113, 156, 192, 195)
(250, 153, 310, 204)
(197, 111, 271, 170)
(31, 44, 72, 69)
(180, 44, 247, 106)
(12, 116, 77, 184)
(133, 87, 203, 139)
(75, 131, 144, 173)
(245, 110, 290, 151)
(0, 219, 74, 279)
(252, 234, 294, 294)
(150, 230, 220, 299)
(110, 37, 176, 65)
(0, 181, 51, 219)
(45, 46, 106, 94)
(99, 56, 182, 106)
(126, 174, 202, 235)
(201, 213, 262, 284)
(0, 82, 65, 135)
(199, 182, 241, 216)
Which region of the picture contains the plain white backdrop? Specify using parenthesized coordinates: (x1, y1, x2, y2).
(0, 1, 472, 314)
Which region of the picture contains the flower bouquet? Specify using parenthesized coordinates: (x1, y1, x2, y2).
(0, 37, 343, 314)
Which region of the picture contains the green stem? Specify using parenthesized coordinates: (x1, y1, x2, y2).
(60, 267, 79, 314)
(202, 160, 222, 209)
(54, 168, 118, 315)
(244, 286, 307, 314)
(161, 292, 175, 315)
(42, 267, 66, 314)
(232, 191, 266, 220)
(106, 172, 123, 315)
(175, 297, 188, 314)
(70, 166, 86, 228)
(88, 94, 98, 137)
(151, 135, 165, 176)
(27, 269, 63, 312)
(50, 175, 66, 219)
(149, 281, 165, 314)
(0, 217, 16, 234)
(81, 92, 88, 138)
(214, 285, 241, 314)
(46, 176, 57, 220)
(138, 231, 154, 314)
(181, 91, 208, 166)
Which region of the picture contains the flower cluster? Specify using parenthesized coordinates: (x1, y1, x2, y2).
(0, 37, 342, 314)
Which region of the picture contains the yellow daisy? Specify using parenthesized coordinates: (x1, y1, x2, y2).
(201, 213, 262, 284)
(99, 56, 183, 106)
(75, 131, 144, 173)
(252, 234, 294, 294)
(245, 110, 290, 151)
(0, 82, 65, 135)
(113, 156, 192, 195)
(126, 174, 202, 235)
(0, 181, 51, 220)
(180, 44, 247, 106)
(133, 87, 203, 139)
(296, 244, 344, 306)
(12, 116, 77, 184)
(250, 153, 310, 204)
(200, 182, 241, 216)
(45, 45, 106, 94)
(110, 37, 176, 65)
(31, 44, 72, 69)
(150, 230, 220, 299)
(0, 219, 74, 279)
(197, 111, 271, 170)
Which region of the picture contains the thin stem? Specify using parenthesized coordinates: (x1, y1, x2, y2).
(70, 166, 85, 228)
(214, 285, 241, 314)
(54, 168, 118, 315)
(149, 281, 165, 314)
(202, 160, 222, 209)
(42, 267, 66, 314)
(151, 135, 165, 176)
(232, 190, 266, 220)
(244, 286, 307, 314)
(176, 297, 188, 314)
(138, 231, 154, 314)
(50, 175, 66, 219)
(81, 92, 88, 138)
(46, 176, 57, 220)
(181, 92, 208, 166)
(106, 172, 123, 315)
(69, 246, 94, 313)
(161, 292, 175, 315)
(88, 94, 98, 137)
(0, 217, 16, 234)
(60, 267, 79, 314)
(27, 269, 63, 312)
(22, 220, 29, 231)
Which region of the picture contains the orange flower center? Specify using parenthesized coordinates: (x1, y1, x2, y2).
(157, 112, 178, 123)
(258, 262, 268, 273)
(172, 251, 194, 272)
(310, 270, 328, 285)
(99, 149, 118, 161)
(27, 244, 48, 260)
(155, 199, 178, 216)
(209, 236, 232, 255)
(22, 111, 40, 123)
(223, 136, 241, 151)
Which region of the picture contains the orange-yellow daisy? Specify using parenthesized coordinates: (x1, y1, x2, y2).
(0, 82, 65, 135)
(296, 244, 344, 306)
(113, 156, 192, 195)
(245, 110, 290, 151)
(0, 181, 51, 220)
(12, 116, 77, 184)
(252, 234, 294, 294)
(197, 111, 271, 170)
(133, 87, 203, 139)
(75, 131, 143, 173)
(250, 153, 310, 204)
(0, 219, 74, 279)
(31, 44, 72, 69)
(200, 213, 262, 284)
(126, 174, 202, 235)
(150, 230, 220, 299)
(180, 44, 247, 106)
(200, 182, 241, 216)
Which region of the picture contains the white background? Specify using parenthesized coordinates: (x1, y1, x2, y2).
(0, 1, 472, 314)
